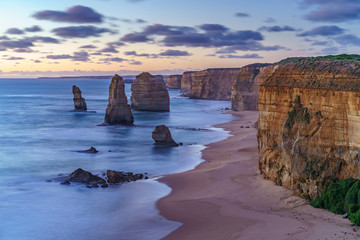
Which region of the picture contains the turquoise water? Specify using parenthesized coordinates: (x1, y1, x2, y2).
(0, 78, 234, 240)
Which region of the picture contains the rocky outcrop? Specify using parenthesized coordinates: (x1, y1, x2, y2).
(68, 168, 106, 184)
(181, 68, 242, 100)
(166, 75, 182, 89)
(107, 170, 144, 183)
(231, 63, 271, 111)
(77, 147, 98, 153)
(131, 72, 170, 112)
(72, 85, 87, 111)
(155, 75, 166, 88)
(104, 74, 134, 125)
(152, 125, 178, 147)
(257, 55, 360, 200)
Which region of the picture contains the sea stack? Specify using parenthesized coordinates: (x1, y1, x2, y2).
(166, 75, 182, 89)
(231, 63, 271, 111)
(152, 125, 178, 147)
(72, 85, 87, 111)
(131, 72, 170, 112)
(104, 74, 134, 125)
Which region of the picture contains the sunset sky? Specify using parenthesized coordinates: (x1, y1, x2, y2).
(1, 0, 360, 77)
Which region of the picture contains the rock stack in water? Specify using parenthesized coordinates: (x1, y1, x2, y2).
(166, 75, 182, 89)
(131, 72, 170, 111)
(152, 125, 178, 147)
(72, 85, 87, 111)
(104, 74, 134, 125)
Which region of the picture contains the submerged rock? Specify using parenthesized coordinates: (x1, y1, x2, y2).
(131, 72, 170, 112)
(77, 147, 98, 154)
(152, 125, 178, 147)
(104, 74, 134, 125)
(107, 170, 144, 183)
(72, 85, 87, 111)
(68, 168, 106, 184)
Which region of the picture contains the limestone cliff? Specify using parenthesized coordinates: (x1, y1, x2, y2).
(131, 72, 170, 112)
(72, 85, 87, 111)
(181, 68, 242, 100)
(231, 63, 271, 111)
(166, 75, 182, 89)
(104, 74, 134, 125)
(257, 55, 360, 199)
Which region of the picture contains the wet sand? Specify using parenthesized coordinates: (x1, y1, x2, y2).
(157, 111, 359, 240)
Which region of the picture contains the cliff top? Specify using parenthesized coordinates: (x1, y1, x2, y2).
(262, 54, 360, 91)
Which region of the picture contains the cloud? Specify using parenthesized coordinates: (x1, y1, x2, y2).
(14, 48, 35, 53)
(219, 54, 263, 59)
(123, 51, 157, 58)
(25, 36, 60, 43)
(98, 45, 119, 53)
(311, 40, 330, 46)
(101, 57, 126, 62)
(119, 23, 283, 52)
(129, 60, 142, 65)
(52, 26, 115, 38)
(79, 44, 97, 49)
(297, 25, 345, 37)
(302, 0, 360, 22)
(33, 5, 103, 23)
(264, 17, 276, 23)
(46, 51, 90, 61)
(0, 40, 33, 49)
(6, 28, 24, 35)
(5, 57, 25, 60)
(159, 49, 191, 56)
(334, 34, 360, 46)
(24, 26, 42, 32)
(121, 33, 149, 42)
(235, 12, 250, 17)
(258, 25, 299, 32)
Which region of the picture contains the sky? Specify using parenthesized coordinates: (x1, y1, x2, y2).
(0, 0, 360, 77)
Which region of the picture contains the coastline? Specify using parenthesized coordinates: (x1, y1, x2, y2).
(157, 110, 359, 240)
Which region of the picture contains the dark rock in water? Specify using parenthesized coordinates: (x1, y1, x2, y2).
(104, 74, 134, 125)
(77, 147, 98, 154)
(101, 183, 109, 188)
(145, 176, 149, 180)
(61, 180, 70, 185)
(107, 170, 143, 184)
(86, 183, 99, 188)
(46, 179, 52, 182)
(72, 85, 87, 111)
(68, 168, 106, 184)
(152, 125, 178, 147)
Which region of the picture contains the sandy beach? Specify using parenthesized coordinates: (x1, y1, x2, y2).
(157, 111, 360, 240)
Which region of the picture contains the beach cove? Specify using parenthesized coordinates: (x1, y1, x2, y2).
(158, 111, 360, 240)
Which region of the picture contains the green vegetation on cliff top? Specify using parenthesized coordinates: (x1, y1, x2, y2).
(279, 54, 360, 65)
(311, 178, 360, 225)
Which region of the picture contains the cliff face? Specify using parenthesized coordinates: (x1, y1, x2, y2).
(231, 63, 271, 111)
(180, 68, 242, 100)
(257, 56, 360, 199)
(166, 75, 182, 89)
(131, 72, 170, 112)
(104, 74, 134, 125)
(72, 85, 87, 111)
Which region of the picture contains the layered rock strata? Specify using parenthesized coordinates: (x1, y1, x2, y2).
(131, 72, 170, 111)
(104, 74, 134, 125)
(181, 68, 242, 100)
(152, 125, 178, 147)
(231, 63, 271, 111)
(72, 85, 87, 111)
(257, 55, 360, 199)
(166, 75, 182, 89)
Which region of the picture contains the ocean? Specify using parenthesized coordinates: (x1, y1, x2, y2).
(0, 78, 234, 240)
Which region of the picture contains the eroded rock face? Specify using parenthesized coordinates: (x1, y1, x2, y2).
(181, 68, 242, 100)
(231, 63, 271, 111)
(166, 75, 182, 89)
(104, 74, 134, 125)
(257, 56, 360, 200)
(131, 72, 170, 112)
(72, 85, 87, 111)
(152, 125, 178, 147)
(68, 168, 106, 184)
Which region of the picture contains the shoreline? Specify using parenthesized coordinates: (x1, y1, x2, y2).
(157, 110, 359, 240)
